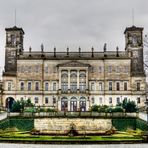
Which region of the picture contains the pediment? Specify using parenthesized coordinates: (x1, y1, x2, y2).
(57, 60, 91, 67)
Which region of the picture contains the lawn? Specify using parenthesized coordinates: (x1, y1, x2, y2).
(0, 130, 143, 142)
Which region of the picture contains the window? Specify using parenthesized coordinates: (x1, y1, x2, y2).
(53, 97, 56, 104)
(8, 82, 12, 91)
(137, 82, 140, 91)
(34, 97, 39, 104)
(108, 66, 112, 73)
(45, 82, 49, 91)
(116, 97, 120, 104)
(35, 65, 39, 73)
(20, 82, 24, 91)
(61, 72, 68, 93)
(137, 97, 140, 104)
(124, 82, 128, 91)
(109, 82, 112, 91)
(116, 66, 120, 73)
(124, 66, 129, 73)
(45, 97, 48, 104)
(98, 66, 102, 73)
(79, 73, 86, 93)
(99, 97, 102, 104)
(35, 82, 39, 91)
(45, 66, 48, 73)
(99, 82, 103, 91)
(91, 82, 95, 91)
(28, 66, 31, 73)
(70, 72, 77, 93)
(92, 97, 95, 104)
(28, 82, 32, 91)
(116, 82, 120, 91)
(109, 97, 112, 104)
(53, 82, 56, 91)
(11, 34, 16, 45)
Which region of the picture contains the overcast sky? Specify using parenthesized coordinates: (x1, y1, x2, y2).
(0, 0, 148, 76)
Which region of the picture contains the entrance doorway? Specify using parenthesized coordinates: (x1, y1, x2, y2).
(6, 97, 15, 112)
(70, 97, 77, 111)
(61, 97, 68, 111)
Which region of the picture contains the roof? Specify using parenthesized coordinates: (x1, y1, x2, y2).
(124, 25, 143, 34)
(5, 26, 25, 34)
(17, 51, 130, 60)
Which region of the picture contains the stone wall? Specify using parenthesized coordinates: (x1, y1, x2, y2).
(34, 118, 112, 134)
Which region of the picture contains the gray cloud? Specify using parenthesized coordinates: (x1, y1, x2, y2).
(0, 0, 148, 76)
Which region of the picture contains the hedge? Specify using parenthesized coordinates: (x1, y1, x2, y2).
(0, 119, 10, 130)
(136, 119, 148, 131)
(112, 118, 136, 131)
(0, 118, 34, 131)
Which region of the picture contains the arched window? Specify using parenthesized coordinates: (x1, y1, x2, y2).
(20, 82, 24, 91)
(28, 82, 32, 91)
(35, 82, 39, 91)
(70, 97, 77, 111)
(70, 71, 77, 93)
(80, 97, 86, 111)
(79, 72, 86, 93)
(8, 82, 12, 91)
(61, 72, 68, 93)
(45, 82, 49, 91)
(61, 97, 68, 111)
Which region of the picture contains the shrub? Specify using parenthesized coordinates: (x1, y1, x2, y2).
(91, 105, 99, 112)
(112, 106, 123, 112)
(11, 101, 22, 112)
(39, 108, 46, 112)
(99, 105, 108, 113)
(122, 99, 138, 112)
(11, 99, 34, 113)
(106, 107, 113, 113)
(47, 108, 55, 112)
(24, 107, 36, 113)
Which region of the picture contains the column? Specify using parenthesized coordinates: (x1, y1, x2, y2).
(77, 70, 79, 92)
(68, 69, 70, 91)
(86, 69, 88, 91)
(68, 98, 70, 111)
(77, 98, 80, 111)
(59, 69, 61, 90)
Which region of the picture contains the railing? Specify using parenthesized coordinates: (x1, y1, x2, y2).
(7, 111, 138, 118)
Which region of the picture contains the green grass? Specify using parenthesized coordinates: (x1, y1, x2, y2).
(0, 131, 143, 142)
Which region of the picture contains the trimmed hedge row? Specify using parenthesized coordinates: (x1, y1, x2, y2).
(112, 118, 136, 131)
(136, 119, 148, 131)
(9, 118, 34, 131)
(0, 118, 34, 131)
(0, 119, 10, 130)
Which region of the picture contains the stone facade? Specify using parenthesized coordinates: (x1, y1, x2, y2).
(1, 25, 146, 111)
(34, 118, 112, 134)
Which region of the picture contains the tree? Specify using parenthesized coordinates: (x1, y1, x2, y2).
(120, 99, 138, 113)
(11, 99, 34, 112)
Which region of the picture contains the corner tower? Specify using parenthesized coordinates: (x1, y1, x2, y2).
(4, 26, 24, 74)
(124, 26, 144, 76)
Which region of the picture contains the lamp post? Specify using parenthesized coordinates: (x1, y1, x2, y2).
(145, 98, 148, 124)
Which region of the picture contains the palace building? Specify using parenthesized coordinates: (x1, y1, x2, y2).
(1, 25, 146, 111)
